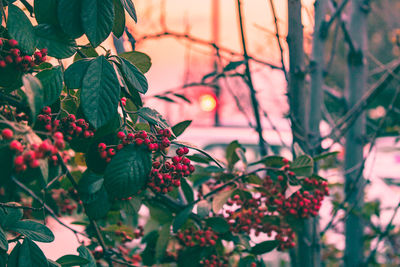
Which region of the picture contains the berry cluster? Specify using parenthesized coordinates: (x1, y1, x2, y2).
(114, 225, 144, 243)
(6, 128, 65, 172)
(264, 176, 329, 218)
(199, 254, 229, 267)
(224, 195, 296, 251)
(0, 39, 47, 71)
(97, 129, 173, 162)
(176, 227, 218, 247)
(37, 107, 94, 141)
(148, 147, 195, 193)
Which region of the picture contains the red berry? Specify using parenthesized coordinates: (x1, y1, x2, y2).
(98, 143, 106, 151)
(9, 140, 23, 152)
(8, 39, 18, 47)
(29, 160, 40, 168)
(5, 56, 13, 64)
(42, 106, 51, 114)
(34, 51, 42, 59)
(14, 156, 24, 166)
(53, 132, 64, 140)
(107, 148, 116, 156)
(117, 131, 125, 139)
(15, 56, 22, 64)
(2, 128, 13, 139)
(40, 48, 48, 55)
(0, 61, 6, 68)
(117, 144, 124, 150)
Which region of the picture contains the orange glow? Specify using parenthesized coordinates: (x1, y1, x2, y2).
(199, 94, 217, 112)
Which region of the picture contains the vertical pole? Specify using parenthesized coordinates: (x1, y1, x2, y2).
(344, 0, 369, 266)
(212, 0, 221, 126)
(308, 1, 328, 267)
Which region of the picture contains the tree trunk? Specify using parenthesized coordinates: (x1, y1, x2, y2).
(287, 1, 312, 266)
(344, 0, 369, 266)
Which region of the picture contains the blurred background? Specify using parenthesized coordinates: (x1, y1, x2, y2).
(44, 0, 400, 266)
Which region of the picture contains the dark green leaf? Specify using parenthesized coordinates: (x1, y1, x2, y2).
(212, 188, 235, 213)
(0, 202, 23, 228)
(7, 241, 21, 266)
(226, 140, 244, 169)
(181, 178, 194, 203)
(35, 24, 77, 59)
(56, 255, 89, 266)
(290, 155, 314, 177)
(238, 256, 256, 267)
(34, 0, 58, 26)
(112, 0, 125, 38)
(119, 0, 137, 22)
(7, 4, 36, 54)
(104, 144, 152, 199)
(149, 204, 173, 224)
(293, 142, 305, 157)
(0, 226, 7, 251)
(81, 56, 120, 128)
(23, 74, 43, 124)
(155, 223, 171, 261)
(47, 259, 62, 267)
(9, 220, 54, 243)
(118, 51, 151, 73)
(172, 120, 192, 137)
(138, 107, 169, 129)
(78, 170, 111, 219)
(64, 58, 93, 89)
(250, 240, 279, 255)
(248, 155, 285, 167)
(205, 217, 230, 233)
(172, 205, 193, 233)
(77, 245, 96, 267)
(36, 66, 63, 106)
(118, 57, 148, 94)
(186, 154, 211, 164)
(19, 238, 49, 267)
(74, 47, 99, 62)
(81, 0, 114, 47)
(57, 0, 84, 39)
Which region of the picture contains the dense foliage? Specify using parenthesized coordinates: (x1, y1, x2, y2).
(0, 1, 331, 266)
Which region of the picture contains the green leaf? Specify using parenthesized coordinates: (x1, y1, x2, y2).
(117, 57, 148, 94)
(104, 144, 152, 199)
(119, 0, 137, 22)
(7, 4, 37, 54)
(7, 241, 21, 266)
(36, 67, 63, 106)
(0, 226, 7, 251)
(81, 56, 120, 128)
(48, 259, 62, 267)
(155, 224, 171, 261)
(196, 200, 210, 218)
(19, 238, 49, 267)
(35, 24, 78, 59)
(172, 205, 193, 233)
(23, 74, 43, 124)
(82, 0, 114, 47)
(138, 107, 169, 129)
(238, 256, 256, 267)
(112, 0, 125, 38)
(212, 188, 235, 213)
(118, 51, 152, 74)
(181, 178, 194, 203)
(57, 0, 84, 39)
(205, 217, 230, 233)
(56, 255, 89, 266)
(226, 140, 244, 169)
(290, 155, 314, 177)
(9, 220, 54, 243)
(0, 202, 23, 228)
(34, 0, 59, 26)
(313, 151, 339, 162)
(77, 170, 111, 219)
(64, 58, 94, 89)
(77, 245, 96, 267)
(149, 204, 173, 224)
(74, 47, 99, 62)
(250, 240, 279, 255)
(186, 154, 211, 164)
(172, 120, 192, 138)
(249, 155, 285, 167)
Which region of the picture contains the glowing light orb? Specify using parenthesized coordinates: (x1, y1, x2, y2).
(199, 94, 217, 112)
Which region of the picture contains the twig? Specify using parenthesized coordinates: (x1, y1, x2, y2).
(268, 0, 288, 81)
(236, 0, 267, 157)
(0, 202, 43, 211)
(320, 0, 350, 39)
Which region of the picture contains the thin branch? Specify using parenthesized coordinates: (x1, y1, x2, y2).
(0, 202, 43, 211)
(268, 0, 288, 81)
(236, 0, 268, 157)
(320, 0, 350, 39)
